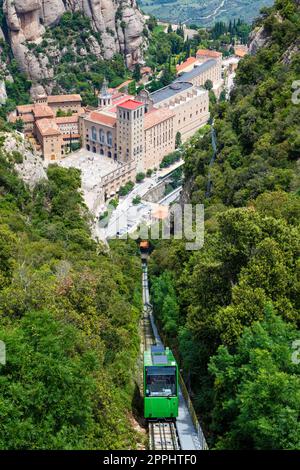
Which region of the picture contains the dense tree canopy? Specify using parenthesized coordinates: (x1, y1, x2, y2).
(148, 0, 300, 449)
(0, 135, 143, 449)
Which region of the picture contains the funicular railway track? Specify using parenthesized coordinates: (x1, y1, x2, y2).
(149, 422, 180, 451)
(141, 257, 208, 451)
(142, 262, 181, 451)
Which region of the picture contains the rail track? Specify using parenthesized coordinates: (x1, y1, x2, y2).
(142, 262, 181, 451)
(149, 421, 180, 450)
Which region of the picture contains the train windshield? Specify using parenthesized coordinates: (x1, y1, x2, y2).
(145, 366, 177, 397)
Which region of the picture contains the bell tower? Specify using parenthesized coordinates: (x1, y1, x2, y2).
(98, 78, 112, 108)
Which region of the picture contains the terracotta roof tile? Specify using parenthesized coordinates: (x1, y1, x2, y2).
(117, 99, 143, 111)
(33, 104, 54, 119)
(144, 107, 175, 130)
(234, 46, 248, 58)
(141, 66, 152, 74)
(47, 94, 82, 104)
(196, 49, 222, 58)
(176, 57, 197, 72)
(55, 115, 79, 124)
(88, 112, 117, 127)
(36, 118, 61, 137)
(16, 104, 34, 114)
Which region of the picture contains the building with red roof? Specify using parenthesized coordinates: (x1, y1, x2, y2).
(117, 99, 144, 110)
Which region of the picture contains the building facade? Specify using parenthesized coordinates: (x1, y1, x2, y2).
(82, 68, 212, 181)
(13, 94, 84, 162)
(149, 82, 209, 143)
(12, 50, 224, 203)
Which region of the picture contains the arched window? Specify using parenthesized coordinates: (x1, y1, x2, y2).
(108, 151, 112, 158)
(92, 146, 96, 153)
(100, 149, 104, 155)
(91, 126, 97, 141)
(99, 129, 105, 144)
(107, 131, 112, 147)
(86, 144, 90, 151)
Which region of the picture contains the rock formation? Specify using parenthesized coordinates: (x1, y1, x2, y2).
(3, 0, 146, 94)
(248, 24, 270, 55)
(2, 132, 47, 188)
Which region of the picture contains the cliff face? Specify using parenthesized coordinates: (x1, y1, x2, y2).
(3, 0, 145, 95)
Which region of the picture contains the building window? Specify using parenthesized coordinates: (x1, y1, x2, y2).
(93, 146, 96, 153)
(107, 131, 112, 146)
(92, 126, 97, 141)
(99, 129, 105, 144)
(100, 149, 104, 155)
(86, 144, 90, 151)
(108, 151, 112, 158)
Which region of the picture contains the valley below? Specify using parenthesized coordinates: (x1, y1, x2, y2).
(138, 0, 274, 26)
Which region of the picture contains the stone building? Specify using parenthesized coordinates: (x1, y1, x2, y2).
(144, 107, 175, 170)
(13, 94, 84, 162)
(35, 119, 62, 162)
(196, 49, 223, 67)
(174, 59, 222, 90)
(80, 69, 213, 203)
(149, 82, 209, 143)
(11, 49, 223, 204)
(35, 93, 82, 114)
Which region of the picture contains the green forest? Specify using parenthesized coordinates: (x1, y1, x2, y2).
(0, 0, 299, 452)
(0, 130, 144, 449)
(149, 0, 300, 450)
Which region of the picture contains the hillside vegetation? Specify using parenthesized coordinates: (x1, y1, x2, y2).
(149, 0, 300, 449)
(0, 131, 143, 449)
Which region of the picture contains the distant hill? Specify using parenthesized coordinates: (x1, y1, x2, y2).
(138, 0, 274, 26)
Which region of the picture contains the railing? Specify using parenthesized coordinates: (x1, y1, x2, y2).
(178, 373, 209, 450)
(158, 328, 209, 450)
(143, 261, 208, 450)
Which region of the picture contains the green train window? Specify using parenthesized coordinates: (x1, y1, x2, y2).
(145, 366, 177, 397)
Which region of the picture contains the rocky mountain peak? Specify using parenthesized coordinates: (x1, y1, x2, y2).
(2, 0, 146, 96)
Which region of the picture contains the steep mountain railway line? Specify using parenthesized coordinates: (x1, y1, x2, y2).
(149, 422, 180, 451)
(142, 262, 181, 451)
(141, 258, 208, 451)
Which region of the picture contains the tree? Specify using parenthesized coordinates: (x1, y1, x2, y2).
(204, 79, 213, 91)
(136, 172, 145, 183)
(146, 16, 157, 32)
(209, 304, 300, 450)
(0, 225, 16, 288)
(132, 195, 141, 205)
(160, 67, 175, 87)
(175, 131, 182, 148)
(127, 80, 136, 95)
(146, 169, 153, 177)
(12, 119, 24, 132)
(150, 271, 179, 338)
(0, 310, 102, 449)
(132, 64, 141, 81)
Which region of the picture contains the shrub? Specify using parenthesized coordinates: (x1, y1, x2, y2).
(136, 172, 145, 183)
(119, 181, 134, 196)
(132, 195, 141, 205)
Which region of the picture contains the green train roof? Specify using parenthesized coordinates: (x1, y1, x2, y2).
(144, 346, 177, 367)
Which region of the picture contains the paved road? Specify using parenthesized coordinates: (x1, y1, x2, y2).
(96, 160, 184, 240)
